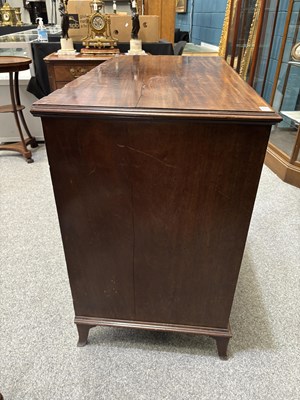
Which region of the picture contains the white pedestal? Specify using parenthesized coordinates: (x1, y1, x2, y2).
(57, 38, 76, 55)
(127, 39, 147, 55)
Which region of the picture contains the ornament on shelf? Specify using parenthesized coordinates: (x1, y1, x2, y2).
(81, 0, 119, 55)
(127, 0, 146, 55)
(58, 0, 76, 55)
(0, 2, 23, 26)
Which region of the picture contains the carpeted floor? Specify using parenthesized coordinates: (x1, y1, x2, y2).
(0, 145, 299, 400)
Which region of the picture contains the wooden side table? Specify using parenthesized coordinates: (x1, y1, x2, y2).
(0, 56, 37, 163)
(44, 53, 113, 92)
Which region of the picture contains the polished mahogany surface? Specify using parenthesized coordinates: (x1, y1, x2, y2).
(32, 56, 280, 122)
(32, 56, 280, 358)
(0, 56, 31, 73)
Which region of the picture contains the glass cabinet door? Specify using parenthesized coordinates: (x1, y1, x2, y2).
(272, 59, 300, 163)
(266, 0, 300, 187)
(270, 1, 300, 158)
(219, 0, 300, 186)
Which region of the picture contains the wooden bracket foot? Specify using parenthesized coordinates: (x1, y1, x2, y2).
(215, 337, 230, 360)
(76, 324, 96, 347)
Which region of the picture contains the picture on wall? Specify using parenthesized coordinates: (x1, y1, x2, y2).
(176, 0, 187, 13)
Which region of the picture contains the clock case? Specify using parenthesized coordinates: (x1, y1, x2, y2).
(81, 1, 118, 54)
(0, 3, 22, 27)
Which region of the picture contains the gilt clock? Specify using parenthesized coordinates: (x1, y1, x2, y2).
(0, 3, 15, 26)
(81, 0, 118, 53)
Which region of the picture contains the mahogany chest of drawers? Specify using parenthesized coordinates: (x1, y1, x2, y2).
(44, 53, 112, 92)
(32, 56, 281, 358)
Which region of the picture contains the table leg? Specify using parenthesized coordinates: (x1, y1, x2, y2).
(0, 71, 37, 163)
(14, 71, 38, 149)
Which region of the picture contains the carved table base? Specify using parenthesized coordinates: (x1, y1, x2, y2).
(0, 137, 38, 163)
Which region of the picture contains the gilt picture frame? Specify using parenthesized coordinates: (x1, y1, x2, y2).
(176, 0, 187, 13)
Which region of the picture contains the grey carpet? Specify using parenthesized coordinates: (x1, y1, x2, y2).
(0, 145, 299, 400)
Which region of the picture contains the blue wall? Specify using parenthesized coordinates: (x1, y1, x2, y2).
(176, 0, 227, 46)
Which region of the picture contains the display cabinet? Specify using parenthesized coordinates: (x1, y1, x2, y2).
(265, 59, 300, 187)
(219, 0, 265, 84)
(220, 0, 300, 187)
(264, 2, 300, 188)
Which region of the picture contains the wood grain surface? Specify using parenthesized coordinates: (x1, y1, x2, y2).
(32, 56, 281, 123)
(43, 117, 270, 328)
(0, 56, 31, 73)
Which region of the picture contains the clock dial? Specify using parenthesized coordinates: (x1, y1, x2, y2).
(3, 12, 10, 21)
(91, 15, 105, 31)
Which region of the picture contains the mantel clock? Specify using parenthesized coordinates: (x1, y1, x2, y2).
(0, 2, 16, 26)
(81, 0, 119, 55)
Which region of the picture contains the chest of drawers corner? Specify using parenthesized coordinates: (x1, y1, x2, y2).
(44, 53, 112, 92)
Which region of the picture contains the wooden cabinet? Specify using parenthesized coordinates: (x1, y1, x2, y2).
(44, 53, 112, 92)
(31, 56, 280, 359)
(144, 0, 176, 43)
